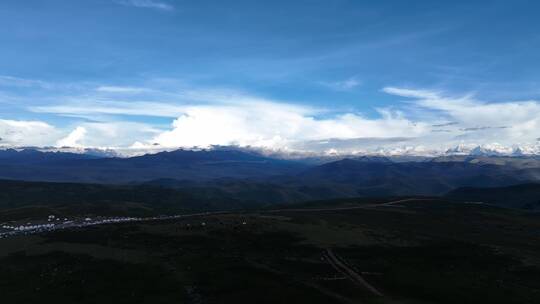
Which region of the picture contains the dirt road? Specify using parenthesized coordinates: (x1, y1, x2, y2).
(267, 197, 435, 213)
(324, 248, 384, 297)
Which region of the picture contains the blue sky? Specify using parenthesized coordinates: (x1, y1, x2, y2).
(1, 0, 540, 154)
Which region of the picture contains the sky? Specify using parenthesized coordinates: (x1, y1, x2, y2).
(1, 0, 540, 154)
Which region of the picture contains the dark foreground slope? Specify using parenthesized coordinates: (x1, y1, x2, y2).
(446, 183, 540, 210)
(1, 198, 539, 304)
(0, 178, 371, 222)
(0, 179, 283, 221)
(2, 177, 539, 225)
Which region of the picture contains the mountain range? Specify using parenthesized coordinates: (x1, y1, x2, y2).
(0, 148, 307, 183)
(1, 147, 540, 211)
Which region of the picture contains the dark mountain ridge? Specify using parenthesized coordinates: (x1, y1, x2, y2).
(1, 149, 540, 201)
(0, 148, 308, 183)
(0, 148, 100, 163)
(294, 158, 534, 196)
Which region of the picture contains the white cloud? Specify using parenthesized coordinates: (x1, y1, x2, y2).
(30, 100, 185, 118)
(7, 78, 540, 155)
(56, 122, 162, 148)
(321, 77, 361, 91)
(56, 127, 87, 148)
(0, 119, 61, 146)
(95, 86, 151, 94)
(382, 87, 441, 99)
(0, 75, 52, 89)
(115, 0, 174, 11)
(384, 87, 540, 146)
(147, 101, 427, 150)
(29, 87, 318, 119)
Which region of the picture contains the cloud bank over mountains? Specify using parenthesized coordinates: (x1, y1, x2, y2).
(1, 76, 540, 156)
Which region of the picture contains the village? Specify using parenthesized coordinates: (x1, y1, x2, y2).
(0, 212, 228, 239)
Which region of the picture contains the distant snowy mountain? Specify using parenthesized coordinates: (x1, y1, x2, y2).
(444, 143, 540, 157)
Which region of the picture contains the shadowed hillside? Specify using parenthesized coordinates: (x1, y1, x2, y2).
(0, 149, 308, 183)
(446, 183, 540, 210)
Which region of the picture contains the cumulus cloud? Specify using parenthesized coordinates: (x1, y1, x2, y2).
(56, 127, 87, 147)
(28, 87, 390, 151)
(56, 122, 162, 148)
(0, 119, 61, 146)
(147, 102, 427, 150)
(30, 84, 428, 151)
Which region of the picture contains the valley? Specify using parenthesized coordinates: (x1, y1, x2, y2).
(1, 197, 539, 304)
(1, 148, 540, 303)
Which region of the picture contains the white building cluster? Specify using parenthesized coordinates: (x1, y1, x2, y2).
(0, 214, 193, 239)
